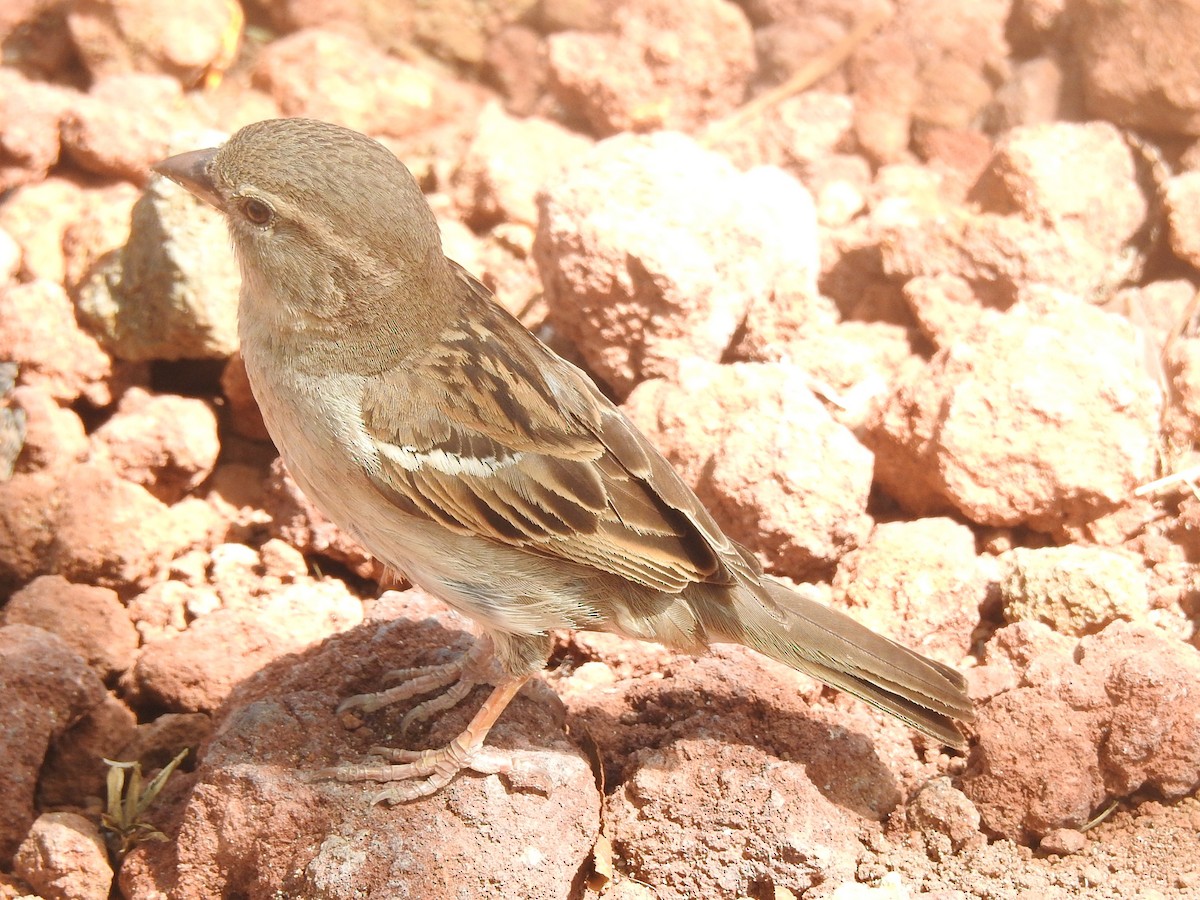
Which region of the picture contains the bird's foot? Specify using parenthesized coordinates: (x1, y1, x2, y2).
(336, 635, 500, 735)
(315, 739, 516, 803)
(322, 657, 529, 803)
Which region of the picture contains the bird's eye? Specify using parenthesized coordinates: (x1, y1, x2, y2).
(240, 197, 273, 226)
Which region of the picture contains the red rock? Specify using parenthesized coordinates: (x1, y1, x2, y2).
(93, 388, 220, 504)
(606, 741, 860, 897)
(710, 91, 857, 178)
(0, 68, 74, 193)
(60, 75, 196, 185)
(881, 207, 1116, 306)
(118, 711, 213, 772)
(999, 546, 1150, 636)
(219, 352, 271, 442)
(1165, 172, 1200, 270)
(126, 580, 203, 644)
(0, 0, 78, 81)
(251, 0, 414, 48)
(452, 103, 591, 229)
(264, 457, 381, 579)
(989, 56, 1074, 130)
(0, 472, 60, 594)
(866, 294, 1160, 534)
(963, 620, 1200, 841)
(8, 386, 88, 475)
(624, 361, 873, 577)
(901, 273, 995, 349)
(252, 29, 439, 137)
(547, 0, 754, 136)
(2, 575, 138, 680)
(831, 517, 988, 660)
(1067, 0, 1200, 133)
(38, 692, 138, 807)
(908, 777, 982, 854)
(1085, 623, 1200, 800)
(0, 176, 85, 285)
(66, 0, 242, 87)
(966, 684, 1107, 842)
(49, 460, 195, 591)
(0, 625, 106, 863)
(77, 164, 241, 362)
(1039, 827, 1087, 856)
(536, 133, 818, 397)
(482, 25, 548, 116)
(0, 280, 114, 407)
(130, 578, 362, 712)
(970, 121, 1146, 259)
(850, 0, 1009, 162)
(61, 181, 140, 293)
(11, 811, 113, 900)
(120, 590, 599, 899)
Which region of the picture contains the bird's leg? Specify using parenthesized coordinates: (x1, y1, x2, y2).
(319, 631, 550, 803)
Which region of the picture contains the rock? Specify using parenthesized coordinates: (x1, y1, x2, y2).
(536, 133, 818, 397)
(0, 175, 85, 285)
(49, 460, 200, 591)
(1039, 827, 1087, 856)
(0, 280, 115, 407)
(92, 388, 220, 504)
(7, 386, 89, 475)
(60, 74, 196, 185)
(1066, 0, 1200, 133)
(120, 590, 600, 900)
(0, 68, 74, 192)
(252, 29, 438, 137)
(264, 458, 380, 580)
(1165, 171, 1200, 270)
(850, 0, 1010, 163)
(606, 740, 860, 898)
(0, 0, 78, 81)
(452, 103, 591, 229)
(908, 777, 982, 855)
(77, 154, 241, 361)
(1000, 546, 1150, 636)
(131, 577, 362, 712)
(0, 625, 106, 863)
(38, 692, 138, 807)
(969, 121, 1146, 260)
(11, 811, 113, 900)
(66, 0, 242, 87)
(219, 352, 271, 442)
(865, 293, 1160, 534)
(881, 207, 1118, 306)
(962, 620, 1200, 841)
(831, 517, 990, 660)
(547, 0, 754, 136)
(1, 576, 138, 680)
(61, 181, 140, 293)
(624, 361, 873, 577)
(0, 471, 60, 594)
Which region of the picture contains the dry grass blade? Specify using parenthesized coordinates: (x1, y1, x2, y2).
(101, 748, 189, 858)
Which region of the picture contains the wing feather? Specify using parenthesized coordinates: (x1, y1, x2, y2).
(362, 266, 761, 597)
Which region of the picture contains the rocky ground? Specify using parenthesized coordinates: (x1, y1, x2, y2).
(1, 0, 1199, 898)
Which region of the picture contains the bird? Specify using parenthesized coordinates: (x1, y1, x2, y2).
(153, 118, 974, 803)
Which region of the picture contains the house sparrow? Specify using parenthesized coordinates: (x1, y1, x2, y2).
(154, 118, 973, 803)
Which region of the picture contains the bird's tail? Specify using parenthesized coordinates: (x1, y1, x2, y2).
(702, 578, 975, 749)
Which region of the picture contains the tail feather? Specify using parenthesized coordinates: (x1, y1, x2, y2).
(703, 579, 975, 749)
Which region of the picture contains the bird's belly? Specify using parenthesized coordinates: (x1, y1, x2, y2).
(241, 352, 601, 636)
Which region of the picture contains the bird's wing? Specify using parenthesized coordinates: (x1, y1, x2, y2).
(360, 266, 765, 596)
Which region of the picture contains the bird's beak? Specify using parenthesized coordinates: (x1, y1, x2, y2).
(152, 148, 223, 210)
